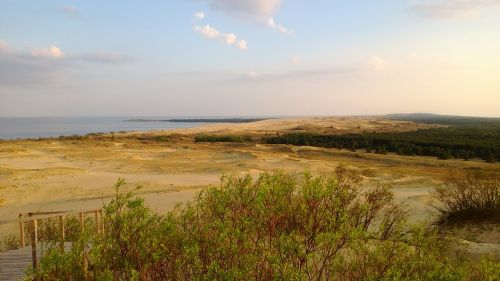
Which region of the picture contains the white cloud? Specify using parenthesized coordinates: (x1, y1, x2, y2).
(194, 12, 205, 20)
(62, 6, 79, 15)
(203, 0, 282, 17)
(30, 45, 65, 59)
(200, 1, 292, 36)
(3, 42, 127, 63)
(236, 40, 247, 50)
(247, 71, 259, 79)
(237, 67, 360, 83)
(289, 56, 300, 65)
(0, 41, 11, 54)
(366, 56, 388, 72)
(0, 42, 66, 87)
(225, 33, 237, 45)
(0, 40, 130, 87)
(409, 0, 500, 20)
(267, 18, 293, 34)
(196, 24, 220, 38)
(195, 24, 248, 50)
(80, 52, 130, 63)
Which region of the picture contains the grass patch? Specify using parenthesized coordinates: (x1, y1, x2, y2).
(0, 234, 19, 252)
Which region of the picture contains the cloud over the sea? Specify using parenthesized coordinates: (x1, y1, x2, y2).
(79, 52, 130, 63)
(409, 0, 500, 20)
(202, 0, 282, 17)
(289, 56, 300, 65)
(0, 41, 11, 54)
(0, 41, 129, 87)
(30, 45, 65, 59)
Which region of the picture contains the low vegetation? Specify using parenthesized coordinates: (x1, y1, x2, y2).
(28, 168, 499, 280)
(0, 234, 18, 252)
(435, 169, 500, 225)
(58, 134, 88, 140)
(195, 134, 252, 143)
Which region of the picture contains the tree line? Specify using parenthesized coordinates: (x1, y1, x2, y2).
(264, 127, 499, 162)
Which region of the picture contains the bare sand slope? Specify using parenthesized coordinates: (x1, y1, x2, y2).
(124, 116, 439, 138)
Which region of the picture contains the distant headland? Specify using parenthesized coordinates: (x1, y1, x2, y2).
(124, 118, 273, 123)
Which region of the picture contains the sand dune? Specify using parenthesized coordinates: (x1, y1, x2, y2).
(1, 116, 498, 257)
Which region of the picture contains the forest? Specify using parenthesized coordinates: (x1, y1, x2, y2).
(264, 124, 500, 162)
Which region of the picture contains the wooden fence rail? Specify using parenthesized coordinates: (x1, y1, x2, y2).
(17, 208, 104, 271)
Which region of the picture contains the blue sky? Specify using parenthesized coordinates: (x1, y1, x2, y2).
(1, 0, 499, 117)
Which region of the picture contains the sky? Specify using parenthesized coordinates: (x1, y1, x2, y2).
(0, 0, 499, 117)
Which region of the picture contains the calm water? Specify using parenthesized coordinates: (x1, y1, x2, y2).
(0, 117, 212, 140)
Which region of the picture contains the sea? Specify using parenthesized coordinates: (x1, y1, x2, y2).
(0, 117, 215, 140)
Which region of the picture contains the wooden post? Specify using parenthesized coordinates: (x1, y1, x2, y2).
(94, 210, 99, 235)
(99, 209, 104, 235)
(59, 215, 65, 253)
(79, 212, 84, 232)
(19, 213, 25, 247)
(83, 250, 88, 279)
(30, 219, 38, 270)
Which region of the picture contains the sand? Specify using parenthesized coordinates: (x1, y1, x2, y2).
(0, 116, 498, 257)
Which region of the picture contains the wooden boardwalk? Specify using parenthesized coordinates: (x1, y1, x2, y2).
(0, 246, 40, 281)
(0, 209, 102, 280)
(0, 243, 72, 281)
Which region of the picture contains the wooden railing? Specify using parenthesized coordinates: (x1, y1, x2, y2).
(18, 209, 104, 270)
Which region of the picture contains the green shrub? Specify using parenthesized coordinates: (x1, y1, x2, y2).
(28, 169, 499, 280)
(195, 135, 252, 143)
(154, 135, 171, 142)
(35, 215, 97, 243)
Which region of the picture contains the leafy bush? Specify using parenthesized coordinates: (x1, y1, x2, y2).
(28, 169, 499, 280)
(435, 169, 500, 224)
